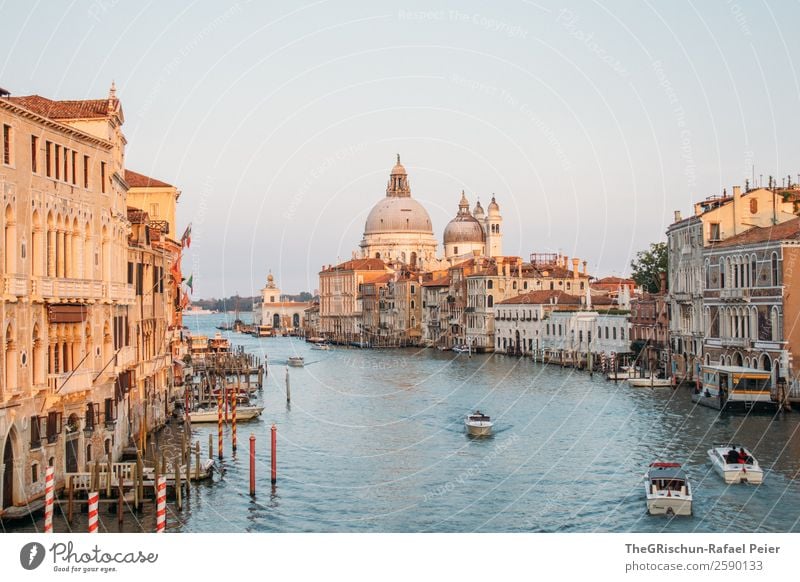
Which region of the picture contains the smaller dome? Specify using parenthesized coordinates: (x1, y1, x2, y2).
(488, 195, 500, 216)
(444, 192, 486, 245)
(473, 199, 485, 219)
(391, 153, 406, 176)
(267, 273, 274, 283)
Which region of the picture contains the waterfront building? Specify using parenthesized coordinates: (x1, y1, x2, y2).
(702, 217, 800, 400)
(318, 258, 391, 343)
(359, 156, 438, 269)
(667, 185, 798, 383)
(421, 273, 450, 348)
(0, 86, 135, 515)
(359, 273, 392, 346)
(253, 273, 311, 334)
(494, 290, 625, 365)
(629, 273, 669, 375)
(125, 170, 180, 238)
(125, 203, 183, 441)
(302, 301, 320, 338)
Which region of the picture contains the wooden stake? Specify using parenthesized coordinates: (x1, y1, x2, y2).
(195, 441, 200, 481)
(67, 476, 74, 524)
(270, 424, 277, 485)
(249, 434, 256, 497)
(175, 456, 182, 511)
(106, 453, 113, 498)
(117, 474, 123, 524)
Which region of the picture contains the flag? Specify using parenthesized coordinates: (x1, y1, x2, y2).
(185, 274, 194, 293)
(169, 255, 181, 280)
(181, 223, 192, 248)
(180, 291, 190, 310)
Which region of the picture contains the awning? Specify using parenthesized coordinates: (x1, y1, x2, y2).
(47, 304, 89, 323)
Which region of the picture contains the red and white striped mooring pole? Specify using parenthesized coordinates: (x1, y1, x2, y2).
(87, 491, 99, 533)
(43, 466, 54, 533)
(156, 476, 167, 533)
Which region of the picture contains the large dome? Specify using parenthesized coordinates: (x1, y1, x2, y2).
(364, 196, 434, 234)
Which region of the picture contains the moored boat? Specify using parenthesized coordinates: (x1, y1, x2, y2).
(465, 411, 493, 436)
(627, 376, 673, 388)
(189, 406, 264, 423)
(644, 462, 693, 516)
(452, 345, 470, 354)
(707, 444, 763, 484)
(288, 356, 305, 367)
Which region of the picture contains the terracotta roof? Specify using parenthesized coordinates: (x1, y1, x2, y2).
(422, 276, 451, 287)
(125, 169, 173, 189)
(498, 290, 582, 305)
(364, 273, 393, 285)
(712, 216, 800, 248)
(6, 94, 113, 119)
(594, 276, 635, 285)
(323, 258, 387, 272)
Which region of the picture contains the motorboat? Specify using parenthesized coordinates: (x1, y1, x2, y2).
(189, 406, 264, 423)
(452, 345, 470, 354)
(606, 366, 635, 381)
(644, 462, 693, 516)
(707, 444, 763, 484)
(627, 376, 673, 388)
(465, 411, 493, 436)
(311, 343, 331, 351)
(288, 356, 305, 367)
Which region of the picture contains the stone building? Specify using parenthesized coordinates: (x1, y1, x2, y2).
(667, 185, 798, 383)
(253, 273, 311, 334)
(702, 217, 800, 400)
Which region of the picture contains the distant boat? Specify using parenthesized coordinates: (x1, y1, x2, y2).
(708, 444, 763, 484)
(452, 345, 470, 354)
(183, 306, 217, 315)
(465, 411, 493, 437)
(311, 343, 331, 351)
(644, 462, 692, 516)
(288, 356, 305, 367)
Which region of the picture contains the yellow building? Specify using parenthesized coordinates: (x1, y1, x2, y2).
(125, 170, 181, 238)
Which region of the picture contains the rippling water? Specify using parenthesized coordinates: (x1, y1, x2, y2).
(7, 313, 800, 533)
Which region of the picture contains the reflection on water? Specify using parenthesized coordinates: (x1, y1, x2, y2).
(6, 313, 800, 533)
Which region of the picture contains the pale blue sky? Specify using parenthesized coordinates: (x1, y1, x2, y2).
(1, 0, 798, 298)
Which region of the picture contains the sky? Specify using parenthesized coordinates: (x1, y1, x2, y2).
(1, 0, 799, 298)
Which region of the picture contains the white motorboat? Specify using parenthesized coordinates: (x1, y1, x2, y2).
(288, 356, 305, 367)
(627, 376, 673, 388)
(644, 462, 693, 516)
(465, 411, 493, 436)
(707, 444, 763, 484)
(452, 345, 470, 354)
(311, 343, 331, 351)
(189, 406, 264, 423)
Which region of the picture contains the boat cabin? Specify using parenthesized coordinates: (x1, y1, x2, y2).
(700, 365, 775, 410)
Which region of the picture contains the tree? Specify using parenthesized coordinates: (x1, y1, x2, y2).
(630, 242, 667, 293)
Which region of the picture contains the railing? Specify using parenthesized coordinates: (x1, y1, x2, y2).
(3, 274, 27, 297)
(720, 288, 750, 300)
(107, 282, 135, 302)
(35, 277, 103, 300)
(719, 337, 749, 348)
(114, 346, 136, 372)
(48, 370, 94, 395)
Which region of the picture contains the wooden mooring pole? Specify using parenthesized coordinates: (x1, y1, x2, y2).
(270, 424, 277, 485)
(217, 393, 223, 460)
(232, 386, 238, 454)
(249, 434, 256, 497)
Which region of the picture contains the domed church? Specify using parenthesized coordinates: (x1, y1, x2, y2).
(443, 192, 503, 261)
(359, 155, 439, 269)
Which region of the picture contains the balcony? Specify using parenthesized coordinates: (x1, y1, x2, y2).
(106, 282, 135, 303)
(48, 370, 94, 396)
(720, 337, 750, 348)
(35, 277, 103, 301)
(114, 346, 136, 373)
(3, 274, 27, 298)
(720, 288, 750, 301)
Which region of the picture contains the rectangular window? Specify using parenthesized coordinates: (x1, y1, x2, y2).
(2, 124, 11, 165)
(85, 402, 95, 431)
(71, 151, 77, 184)
(127, 261, 134, 284)
(54, 144, 60, 179)
(135, 263, 143, 295)
(710, 223, 721, 241)
(30, 416, 42, 448)
(46, 411, 62, 443)
(83, 155, 89, 188)
(30, 135, 38, 172)
(104, 398, 117, 424)
(100, 161, 107, 193)
(45, 141, 52, 177)
(62, 147, 68, 182)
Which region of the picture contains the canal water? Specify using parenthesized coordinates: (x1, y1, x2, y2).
(6, 312, 800, 533)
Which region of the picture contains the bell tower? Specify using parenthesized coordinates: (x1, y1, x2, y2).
(485, 195, 503, 257)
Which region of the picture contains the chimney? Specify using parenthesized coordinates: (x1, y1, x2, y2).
(582, 260, 588, 275)
(733, 185, 741, 199)
(674, 210, 682, 223)
(563, 255, 569, 269)
(572, 258, 579, 278)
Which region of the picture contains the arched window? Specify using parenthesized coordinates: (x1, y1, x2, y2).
(487, 280, 493, 289)
(487, 295, 493, 308)
(719, 258, 725, 288)
(704, 259, 710, 288)
(751, 255, 757, 286)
